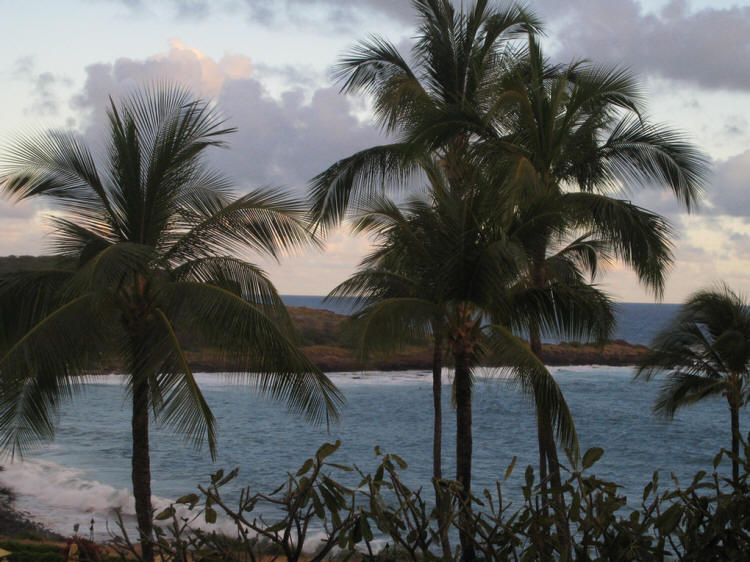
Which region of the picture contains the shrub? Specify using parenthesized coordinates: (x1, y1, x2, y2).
(116, 436, 750, 561)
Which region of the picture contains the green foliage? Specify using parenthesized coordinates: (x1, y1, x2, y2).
(0, 84, 344, 562)
(638, 284, 750, 484)
(0, 84, 344, 458)
(0, 541, 64, 562)
(0, 256, 74, 276)
(138, 437, 750, 561)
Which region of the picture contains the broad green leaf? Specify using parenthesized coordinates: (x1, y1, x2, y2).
(655, 503, 682, 534)
(713, 450, 724, 469)
(155, 507, 175, 521)
(316, 440, 341, 460)
(325, 462, 354, 472)
(297, 458, 314, 476)
(642, 481, 653, 501)
(216, 467, 239, 487)
(360, 516, 373, 542)
(390, 454, 408, 470)
(582, 447, 604, 470)
(176, 493, 199, 505)
(504, 456, 517, 481)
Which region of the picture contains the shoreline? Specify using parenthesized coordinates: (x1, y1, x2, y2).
(0, 496, 64, 541)
(184, 339, 650, 373)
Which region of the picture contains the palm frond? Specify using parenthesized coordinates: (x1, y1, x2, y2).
(562, 192, 674, 296)
(166, 187, 317, 264)
(169, 281, 344, 426)
(483, 322, 578, 456)
(599, 116, 709, 211)
(349, 297, 439, 359)
(0, 293, 119, 457)
(153, 308, 217, 459)
(308, 143, 423, 228)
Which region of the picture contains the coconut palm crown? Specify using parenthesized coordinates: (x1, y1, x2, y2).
(0, 85, 343, 562)
(328, 162, 619, 559)
(637, 285, 750, 485)
(309, 0, 542, 227)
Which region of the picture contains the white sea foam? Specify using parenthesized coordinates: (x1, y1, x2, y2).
(0, 457, 244, 540)
(74, 366, 630, 392)
(0, 458, 135, 537)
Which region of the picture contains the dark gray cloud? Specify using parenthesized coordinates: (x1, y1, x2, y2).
(536, 0, 750, 92)
(113, 0, 414, 26)
(110, 0, 750, 93)
(704, 149, 750, 217)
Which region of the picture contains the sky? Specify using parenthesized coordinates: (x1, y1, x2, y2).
(1, 0, 750, 303)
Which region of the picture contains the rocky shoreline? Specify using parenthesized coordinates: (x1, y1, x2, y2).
(182, 306, 652, 372)
(186, 339, 650, 372)
(0, 492, 63, 540)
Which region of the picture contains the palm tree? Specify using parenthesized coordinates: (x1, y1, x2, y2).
(637, 286, 750, 485)
(0, 85, 344, 562)
(309, 0, 541, 227)
(327, 189, 454, 558)
(480, 35, 709, 513)
(329, 166, 614, 559)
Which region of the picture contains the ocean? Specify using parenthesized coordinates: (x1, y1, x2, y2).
(1, 367, 742, 540)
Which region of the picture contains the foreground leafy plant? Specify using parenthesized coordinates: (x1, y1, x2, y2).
(138, 436, 749, 561)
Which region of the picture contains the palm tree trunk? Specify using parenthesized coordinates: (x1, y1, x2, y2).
(729, 396, 740, 487)
(454, 349, 475, 562)
(432, 336, 452, 559)
(132, 378, 154, 562)
(530, 248, 571, 557)
(536, 414, 549, 516)
(433, 336, 443, 481)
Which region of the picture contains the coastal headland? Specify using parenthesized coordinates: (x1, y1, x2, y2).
(191, 306, 650, 371)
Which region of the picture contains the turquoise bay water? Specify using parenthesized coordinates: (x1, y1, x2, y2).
(1, 366, 742, 539)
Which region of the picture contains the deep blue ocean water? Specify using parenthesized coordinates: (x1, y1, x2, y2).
(2, 366, 743, 540)
(281, 296, 680, 346)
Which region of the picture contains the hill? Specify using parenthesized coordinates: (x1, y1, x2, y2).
(0, 256, 649, 370)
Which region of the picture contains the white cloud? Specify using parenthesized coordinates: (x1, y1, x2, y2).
(2, 41, 384, 293)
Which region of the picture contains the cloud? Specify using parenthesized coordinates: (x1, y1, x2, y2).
(704, 150, 750, 217)
(11, 56, 73, 116)
(113, 0, 414, 27)
(70, 40, 382, 196)
(0, 200, 52, 255)
(536, 0, 750, 92)
(114, 0, 750, 93)
(66, 41, 385, 289)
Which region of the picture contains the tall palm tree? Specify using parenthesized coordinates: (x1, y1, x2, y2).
(479, 35, 709, 514)
(330, 166, 615, 559)
(328, 190, 454, 558)
(637, 286, 750, 485)
(0, 85, 344, 562)
(309, 0, 540, 227)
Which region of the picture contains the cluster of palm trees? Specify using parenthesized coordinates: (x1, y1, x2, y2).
(313, 0, 707, 558)
(3, 0, 745, 561)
